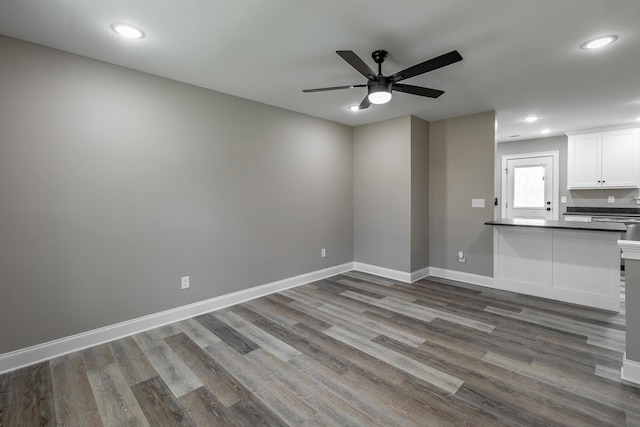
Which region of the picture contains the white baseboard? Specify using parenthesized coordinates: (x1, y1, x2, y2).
(411, 266, 431, 282)
(352, 263, 431, 284)
(622, 353, 640, 385)
(353, 262, 412, 283)
(0, 262, 353, 375)
(427, 267, 494, 288)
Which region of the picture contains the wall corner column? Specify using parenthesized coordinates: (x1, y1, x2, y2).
(620, 240, 640, 385)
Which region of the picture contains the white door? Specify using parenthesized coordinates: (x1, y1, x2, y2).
(506, 156, 554, 220)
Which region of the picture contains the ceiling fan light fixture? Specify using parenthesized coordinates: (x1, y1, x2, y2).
(368, 91, 392, 104)
(111, 23, 145, 39)
(581, 35, 617, 49)
(368, 82, 392, 105)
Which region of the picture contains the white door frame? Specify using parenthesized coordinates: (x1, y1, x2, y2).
(501, 151, 560, 220)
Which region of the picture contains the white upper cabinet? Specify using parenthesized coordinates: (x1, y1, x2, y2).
(601, 129, 637, 187)
(567, 128, 639, 189)
(568, 133, 600, 188)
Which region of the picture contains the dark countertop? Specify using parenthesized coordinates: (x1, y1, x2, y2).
(485, 218, 626, 233)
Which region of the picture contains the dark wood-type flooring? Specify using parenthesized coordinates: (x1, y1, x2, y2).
(1, 271, 640, 426)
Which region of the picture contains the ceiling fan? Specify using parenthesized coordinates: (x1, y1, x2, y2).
(302, 49, 463, 110)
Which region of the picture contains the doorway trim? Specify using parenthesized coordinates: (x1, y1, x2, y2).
(501, 150, 560, 220)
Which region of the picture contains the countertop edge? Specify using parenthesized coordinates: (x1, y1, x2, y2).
(620, 240, 640, 260)
(485, 219, 626, 233)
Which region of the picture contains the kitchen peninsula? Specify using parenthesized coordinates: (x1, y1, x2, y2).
(486, 218, 626, 311)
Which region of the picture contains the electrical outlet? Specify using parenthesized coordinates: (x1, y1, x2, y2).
(608, 196, 615, 203)
(561, 196, 567, 203)
(471, 199, 485, 208)
(321, 248, 326, 258)
(458, 251, 466, 263)
(181, 276, 190, 290)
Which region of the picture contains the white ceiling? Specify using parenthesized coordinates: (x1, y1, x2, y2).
(1, 0, 639, 141)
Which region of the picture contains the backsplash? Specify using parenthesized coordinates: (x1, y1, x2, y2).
(566, 206, 640, 215)
(566, 188, 640, 209)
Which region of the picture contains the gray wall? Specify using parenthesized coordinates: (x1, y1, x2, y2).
(353, 115, 430, 274)
(429, 111, 495, 277)
(410, 116, 430, 271)
(0, 36, 353, 354)
(497, 135, 640, 213)
(353, 116, 412, 272)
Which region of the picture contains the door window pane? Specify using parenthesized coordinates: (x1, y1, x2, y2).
(513, 165, 545, 208)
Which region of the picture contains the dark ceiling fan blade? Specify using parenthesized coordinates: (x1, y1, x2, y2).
(393, 83, 444, 98)
(390, 50, 462, 83)
(358, 95, 371, 110)
(302, 84, 366, 93)
(336, 51, 377, 80)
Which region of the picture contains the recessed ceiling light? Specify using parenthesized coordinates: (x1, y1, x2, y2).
(349, 105, 360, 112)
(541, 128, 551, 134)
(111, 23, 145, 39)
(523, 116, 539, 123)
(581, 35, 617, 50)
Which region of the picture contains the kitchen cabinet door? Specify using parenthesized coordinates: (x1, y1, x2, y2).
(600, 129, 636, 188)
(567, 133, 601, 188)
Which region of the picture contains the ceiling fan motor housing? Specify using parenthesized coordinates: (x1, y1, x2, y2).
(368, 79, 391, 92)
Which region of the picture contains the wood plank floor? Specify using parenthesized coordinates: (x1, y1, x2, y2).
(2, 272, 640, 426)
